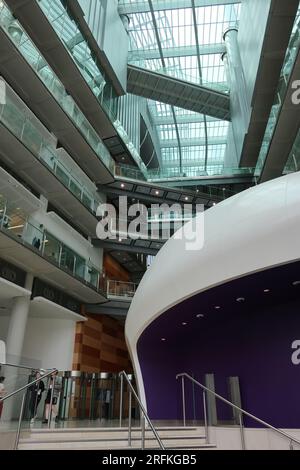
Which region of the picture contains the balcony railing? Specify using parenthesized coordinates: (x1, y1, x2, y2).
(0, 77, 101, 215)
(0, 1, 115, 175)
(255, 7, 300, 176)
(107, 280, 137, 300)
(0, 196, 103, 292)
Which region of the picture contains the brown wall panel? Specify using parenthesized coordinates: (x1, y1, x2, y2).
(72, 311, 132, 373)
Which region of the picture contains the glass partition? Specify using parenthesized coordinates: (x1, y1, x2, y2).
(0, 1, 115, 175)
(255, 6, 300, 176)
(0, 77, 101, 214)
(0, 196, 103, 292)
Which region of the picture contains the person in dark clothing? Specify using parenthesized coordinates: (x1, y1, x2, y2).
(29, 371, 45, 423)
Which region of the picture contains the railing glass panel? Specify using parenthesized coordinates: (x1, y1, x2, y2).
(0, 1, 115, 175)
(0, 78, 100, 214)
(0, 196, 103, 292)
(255, 6, 300, 176)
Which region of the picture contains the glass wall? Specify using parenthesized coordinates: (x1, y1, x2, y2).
(0, 1, 115, 175)
(0, 196, 103, 291)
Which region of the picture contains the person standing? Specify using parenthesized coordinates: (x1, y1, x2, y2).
(0, 376, 5, 419)
(29, 371, 45, 423)
(42, 372, 61, 424)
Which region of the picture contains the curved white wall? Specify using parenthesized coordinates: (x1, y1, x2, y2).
(125, 173, 300, 409)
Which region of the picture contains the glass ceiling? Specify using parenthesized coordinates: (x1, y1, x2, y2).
(120, 0, 241, 175)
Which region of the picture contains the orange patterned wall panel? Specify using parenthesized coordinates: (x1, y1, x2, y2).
(72, 312, 132, 373)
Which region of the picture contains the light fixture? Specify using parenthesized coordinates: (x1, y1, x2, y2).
(121, 183, 125, 188)
(213, 202, 216, 206)
(196, 189, 199, 193)
(292, 281, 300, 286)
(214, 306, 221, 309)
(119, 238, 123, 242)
(196, 314, 204, 318)
(155, 191, 159, 195)
(236, 297, 245, 303)
(161, 338, 166, 342)
(263, 289, 270, 293)
(182, 322, 187, 326)
(184, 197, 189, 201)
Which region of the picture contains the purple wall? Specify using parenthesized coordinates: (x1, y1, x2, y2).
(137, 261, 300, 428)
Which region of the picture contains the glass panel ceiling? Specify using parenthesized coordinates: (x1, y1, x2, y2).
(121, 0, 241, 173)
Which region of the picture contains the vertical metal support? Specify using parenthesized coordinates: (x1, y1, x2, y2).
(239, 413, 246, 450)
(181, 376, 186, 427)
(141, 413, 146, 450)
(128, 388, 132, 446)
(290, 440, 294, 450)
(48, 376, 55, 429)
(14, 392, 26, 450)
(203, 389, 209, 444)
(119, 373, 123, 428)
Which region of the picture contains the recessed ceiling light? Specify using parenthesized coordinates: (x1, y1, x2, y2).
(292, 281, 300, 286)
(161, 338, 166, 341)
(196, 314, 204, 318)
(155, 191, 159, 195)
(182, 322, 187, 326)
(121, 183, 125, 188)
(214, 306, 221, 309)
(184, 197, 189, 201)
(236, 297, 245, 303)
(263, 289, 270, 293)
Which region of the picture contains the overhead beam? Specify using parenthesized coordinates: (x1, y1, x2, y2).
(160, 136, 227, 147)
(129, 43, 226, 60)
(152, 114, 223, 125)
(119, 0, 241, 14)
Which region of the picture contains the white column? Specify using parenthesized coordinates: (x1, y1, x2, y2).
(6, 274, 33, 364)
(223, 28, 251, 132)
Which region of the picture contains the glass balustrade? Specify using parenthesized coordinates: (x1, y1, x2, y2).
(0, 1, 115, 175)
(0, 197, 103, 292)
(36, 0, 148, 177)
(107, 280, 137, 299)
(255, 7, 300, 176)
(0, 78, 101, 214)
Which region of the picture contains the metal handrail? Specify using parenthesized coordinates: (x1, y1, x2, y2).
(0, 369, 57, 402)
(119, 371, 165, 450)
(176, 372, 300, 450)
(0, 362, 48, 372)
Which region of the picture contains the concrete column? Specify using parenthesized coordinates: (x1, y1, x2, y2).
(6, 273, 33, 364)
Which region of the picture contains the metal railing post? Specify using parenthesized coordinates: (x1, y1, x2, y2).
(128, 388, 132, 446)
(203, 389, 209, 444)
(119, 373, 123, 428)
(181, 375, 186, 427)
(119, 371, 165, 450)
(239, 412, 246, 450)
(48, 375, 55, 429)
(14, 392, 26, 450)
(141, 413, 146, 450)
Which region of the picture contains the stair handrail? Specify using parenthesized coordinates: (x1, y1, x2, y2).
(176, 372, 300, 450)
(0, 368, 57, 403)
(119, 371, 165, 450)
(0, 361, 49, 372)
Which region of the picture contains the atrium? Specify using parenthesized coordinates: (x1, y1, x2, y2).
(0, 0, 300, 454)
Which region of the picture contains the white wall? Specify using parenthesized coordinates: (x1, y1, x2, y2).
(22, 317, 76, 371)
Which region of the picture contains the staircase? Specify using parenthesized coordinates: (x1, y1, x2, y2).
(18, 426, 217, 450)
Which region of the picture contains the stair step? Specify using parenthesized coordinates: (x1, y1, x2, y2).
(18, 440, 216, 450)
